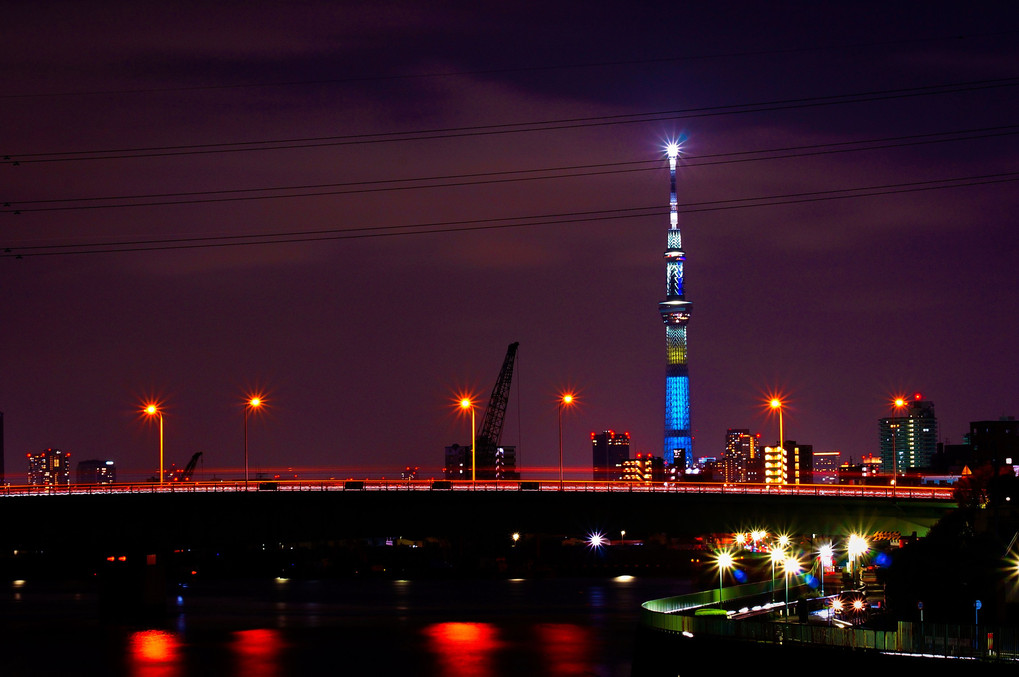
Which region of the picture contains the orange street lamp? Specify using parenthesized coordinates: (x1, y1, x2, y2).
(891, 396, 908, 498)
(143, 404, 164, 485)
(769, 398, 784, 454)
(244, 396, 264, 490)
(460, 398, 476, 487)
(558, 393, 575, 491)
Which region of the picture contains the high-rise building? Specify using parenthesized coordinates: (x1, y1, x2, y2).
(811, 451, 841, 484)
(27, 448, 71, 485)
(493, 446, 519, 480)
(76, 459, 116, 485)
(444, 444, 469, 480)
(722, 429, 758, 483)
(969, 417, 1019, 468)
(763, 440, 813, 485)
(879, 393, 938, 473)
(591, 431, 630, 481)
(658, 143, 692, 468)
(622, 453, 665, 482)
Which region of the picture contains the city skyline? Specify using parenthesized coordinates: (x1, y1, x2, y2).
(1, 3, 1017, 481)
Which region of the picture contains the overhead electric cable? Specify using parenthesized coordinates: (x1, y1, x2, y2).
(4, 171, 1015, 258)
(4, 77, 1017, 164)
(4, 125, 1016, 213)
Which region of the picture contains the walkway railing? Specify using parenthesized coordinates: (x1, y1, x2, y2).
(642, 589, 1018, 661)
(0, 478, 956, 500)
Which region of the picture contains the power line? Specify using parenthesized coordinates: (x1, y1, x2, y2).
(5, 171, 1015, 258)
(5, 125, 1016, 213)
(4, 77, 1017, 165)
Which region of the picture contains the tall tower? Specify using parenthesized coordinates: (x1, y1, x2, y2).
(658, 143, 692, 468)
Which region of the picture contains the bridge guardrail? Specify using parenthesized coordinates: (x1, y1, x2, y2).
(0, 478, 956, 500)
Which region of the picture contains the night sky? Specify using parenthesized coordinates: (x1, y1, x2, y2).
(2, 2, 1017, 482)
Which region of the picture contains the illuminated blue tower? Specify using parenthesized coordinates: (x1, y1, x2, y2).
(658, 143, 692, 468)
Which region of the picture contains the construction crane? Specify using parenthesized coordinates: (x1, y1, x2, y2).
(168, 452, 203, 482)
(474, 342, 519, 479)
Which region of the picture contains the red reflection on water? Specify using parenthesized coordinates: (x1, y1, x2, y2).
(423, 622, 500, 677)
(233, 628, 284, 677)
(127, 630, 182, 677)
(536, 623, 592, 675)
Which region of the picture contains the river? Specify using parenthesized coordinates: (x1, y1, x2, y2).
(3, 575, 694, 676)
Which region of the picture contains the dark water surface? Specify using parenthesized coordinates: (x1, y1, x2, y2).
(2, 576, 693, 676)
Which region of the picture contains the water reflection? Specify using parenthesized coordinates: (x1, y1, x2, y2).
(536, 623, 592, 676)
(127, 630, 182, 677)
(233, 628, 284, 677)
(423, 622, 500, 677)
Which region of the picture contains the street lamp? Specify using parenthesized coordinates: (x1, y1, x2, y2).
(244, 396, 263, 490)
(143, 404, 164, 485)
(558, 393, 575, 491)
(751, 530, 766, 552)
(769, 398, 784, 454)
(847, 534, 868, 587)
(783, 556, 800, 618)
(716, 551, 735, 607)
(830, 597, 843, 625)
(770, 548, 784, 602)
(852, 598, 865, 624)
(891, 396, 907, 498)
(459, 398, 476, 487)
(818, 543, 834, 596)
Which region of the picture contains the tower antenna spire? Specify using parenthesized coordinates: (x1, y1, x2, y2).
(658, 141, 692, 470)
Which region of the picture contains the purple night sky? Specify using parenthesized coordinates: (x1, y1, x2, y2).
(2, 2, 1017, 482)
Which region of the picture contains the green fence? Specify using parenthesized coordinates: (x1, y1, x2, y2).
(642, 589, 1019, 661)
(642, 578, 807, 613)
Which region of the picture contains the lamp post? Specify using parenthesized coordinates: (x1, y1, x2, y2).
(459, 398, 476, 487)
(558, 393, 574, 491)
(891, 396, 907, 498)
(769, 398, 784, 454)
(244, 397, 263, 490)
(144, 404, 163, 485)
(770, 548, 784, 602)
(783, 556, 800, 618)
(847, 533, 868, 587)
(818, 543, 834, 596)
(716, 551, 734, 607)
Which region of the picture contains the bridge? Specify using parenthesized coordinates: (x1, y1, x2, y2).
(1, 477, 955, 500)
(0, 480, 956, 582)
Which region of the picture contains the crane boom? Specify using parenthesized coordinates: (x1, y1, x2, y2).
(181, 452, 202, 481)
(477, 342, 518, 448)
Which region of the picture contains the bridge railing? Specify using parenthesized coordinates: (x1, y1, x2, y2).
(0, 478, 956, 500)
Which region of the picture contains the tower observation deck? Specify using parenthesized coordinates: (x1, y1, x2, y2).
(658, 143, 692, 468)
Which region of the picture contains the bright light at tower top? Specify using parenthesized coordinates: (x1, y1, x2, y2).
(665, 142, 681, 159)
